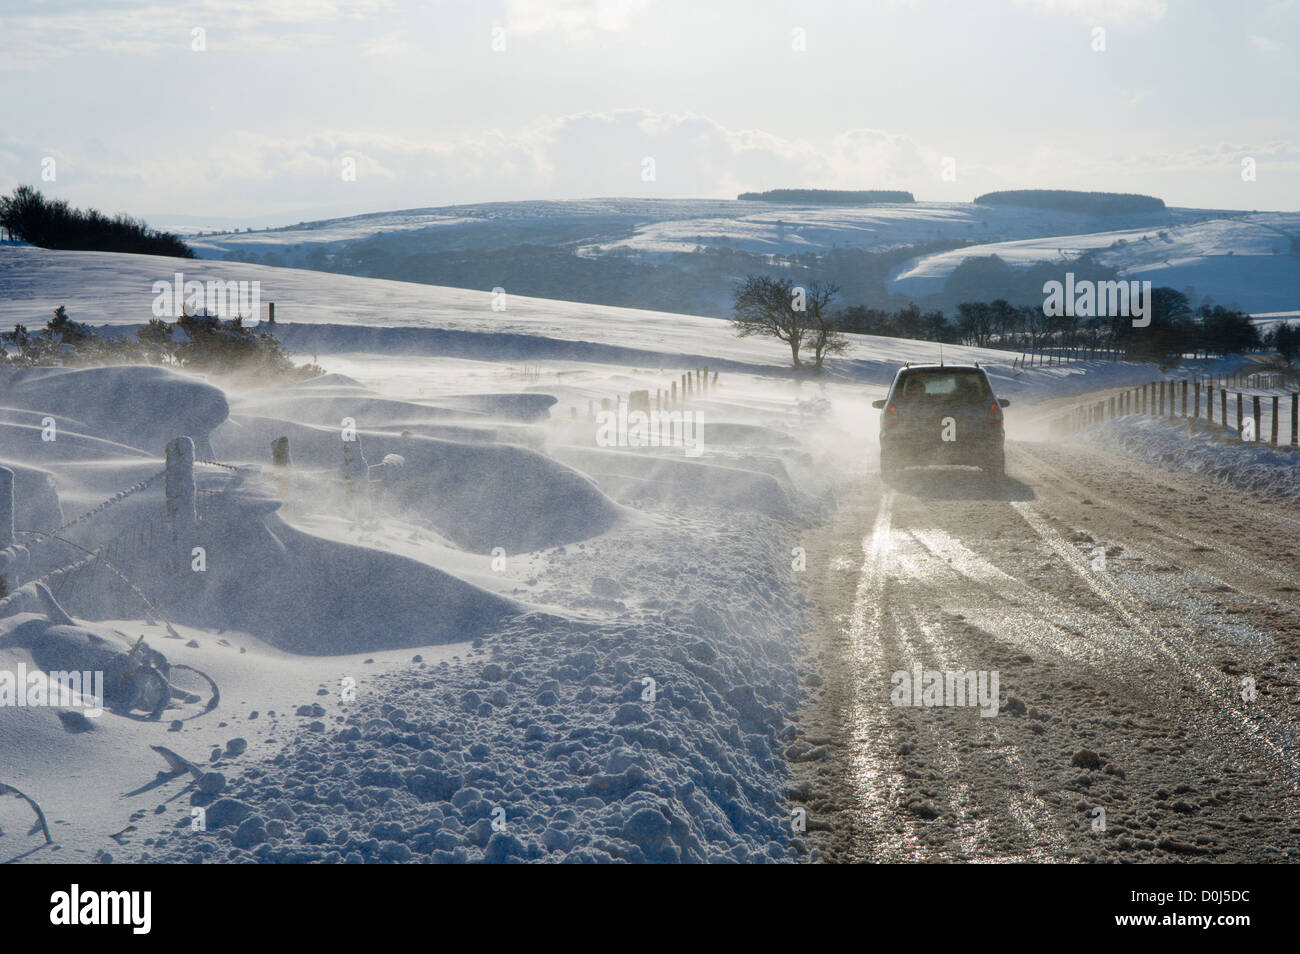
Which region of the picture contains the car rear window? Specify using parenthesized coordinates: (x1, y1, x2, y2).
(896, 370, 991, 402)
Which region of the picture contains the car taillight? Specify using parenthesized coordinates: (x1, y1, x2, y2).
(987, 401, 1002, 426)
(884, 403, 899, 429)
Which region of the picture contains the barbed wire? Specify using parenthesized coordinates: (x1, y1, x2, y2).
(43, 468, 167, 537)
(3, 454, 248, 625)
(10, 528, 181, 638)
(22, 456, 242, 547)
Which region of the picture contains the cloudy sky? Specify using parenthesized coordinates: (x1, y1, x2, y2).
(2, 0, 1297, 226)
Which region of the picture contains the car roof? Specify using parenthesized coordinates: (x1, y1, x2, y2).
(896, 363, 986, 374)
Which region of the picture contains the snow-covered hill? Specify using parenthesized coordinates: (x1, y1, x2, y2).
(889, 211, 1300, 313)
(178, 196, 1300, 317)
(188, 197, 1202, 262)
(0, 246, 1161, 401)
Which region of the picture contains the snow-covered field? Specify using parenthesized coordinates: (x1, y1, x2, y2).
(0, 247, 1176, 863)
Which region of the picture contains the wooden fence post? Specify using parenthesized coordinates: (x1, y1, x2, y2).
(1271, 396, 1279, 446)
(165, 436, 197, 574)
(272, 436, 291, 469)
(1292, 393, 1299, 447)
(0, 466, 24, 595)
(0, 467, 12, 554)
(1221, 389, 1228, 429)
(1253, 395, 1262, 444)
(271, 435, 291, 508)
(341, 431, 369, 517)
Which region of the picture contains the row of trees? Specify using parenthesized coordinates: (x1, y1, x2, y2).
(2, 306, 320, 379)
(733, 274, 1269, 369)
(0, 186, 194, 257)
(1274, 323, 1300, 360)
(973, 190, 1166, 215)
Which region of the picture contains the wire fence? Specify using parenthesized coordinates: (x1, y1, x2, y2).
(1051, 379, 1300, 448)
(2, 442, 245, 620)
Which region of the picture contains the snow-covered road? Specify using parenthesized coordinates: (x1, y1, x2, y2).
(795, 436, 1300, 862)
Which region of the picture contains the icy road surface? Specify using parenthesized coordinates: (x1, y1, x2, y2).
(795, 439, 1300, 863)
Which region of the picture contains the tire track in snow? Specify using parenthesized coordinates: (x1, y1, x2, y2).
(890, 606, 1072, 861)
(1010, 498, 1300, 786)
(899, 527, 1129, 668)
(838, 491, 931, 862)
(1014, 445, 1300, 611)
(887, 606, 991, 859)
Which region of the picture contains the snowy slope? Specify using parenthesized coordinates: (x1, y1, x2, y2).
(185, 197, 1199, 261)
(0, 246, 1163, 404)
(890, 212, 1300, 313)
(177, 196, 1300, 318)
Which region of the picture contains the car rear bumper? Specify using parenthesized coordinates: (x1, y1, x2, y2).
(881, 430, 1003, 465)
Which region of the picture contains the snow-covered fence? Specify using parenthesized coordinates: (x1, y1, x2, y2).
(577, 368, 718, 424)
(341, 431, 370, 517)
(271, 436, 291, 469)
(165, 436, 198, 574)
(0, 467, 28, 595)
(1050, 380, 1300, 448)
(1013, 346, 1126, 369)
(0, 467, 13, 553)
(1, 437, 244, 619)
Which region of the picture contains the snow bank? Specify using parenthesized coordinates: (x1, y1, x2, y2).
(2, 365, 228, 458)
(1077, 415, 1300, 505)
(552, 447, 795, 518)
(181, 484, 522, 653)
(130, 511, 812, 864)
(213, 416, 623, 554)
(0, 461, 62, 532)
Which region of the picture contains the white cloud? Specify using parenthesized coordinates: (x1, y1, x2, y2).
(360, 31, 412, 56)
(0, 0, 392, 68)
(4, 107, 1293, 218)
(1250, 34, 1283, 52)
(0, 110, 947, 215)
(1003, 140, 1300, 186)
(504, 0, 651, 38)
(1014, 0, 1168, 25)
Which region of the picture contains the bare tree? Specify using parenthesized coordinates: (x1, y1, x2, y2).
(809, 313, 849, 368)
(731, 275, 843, 369)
